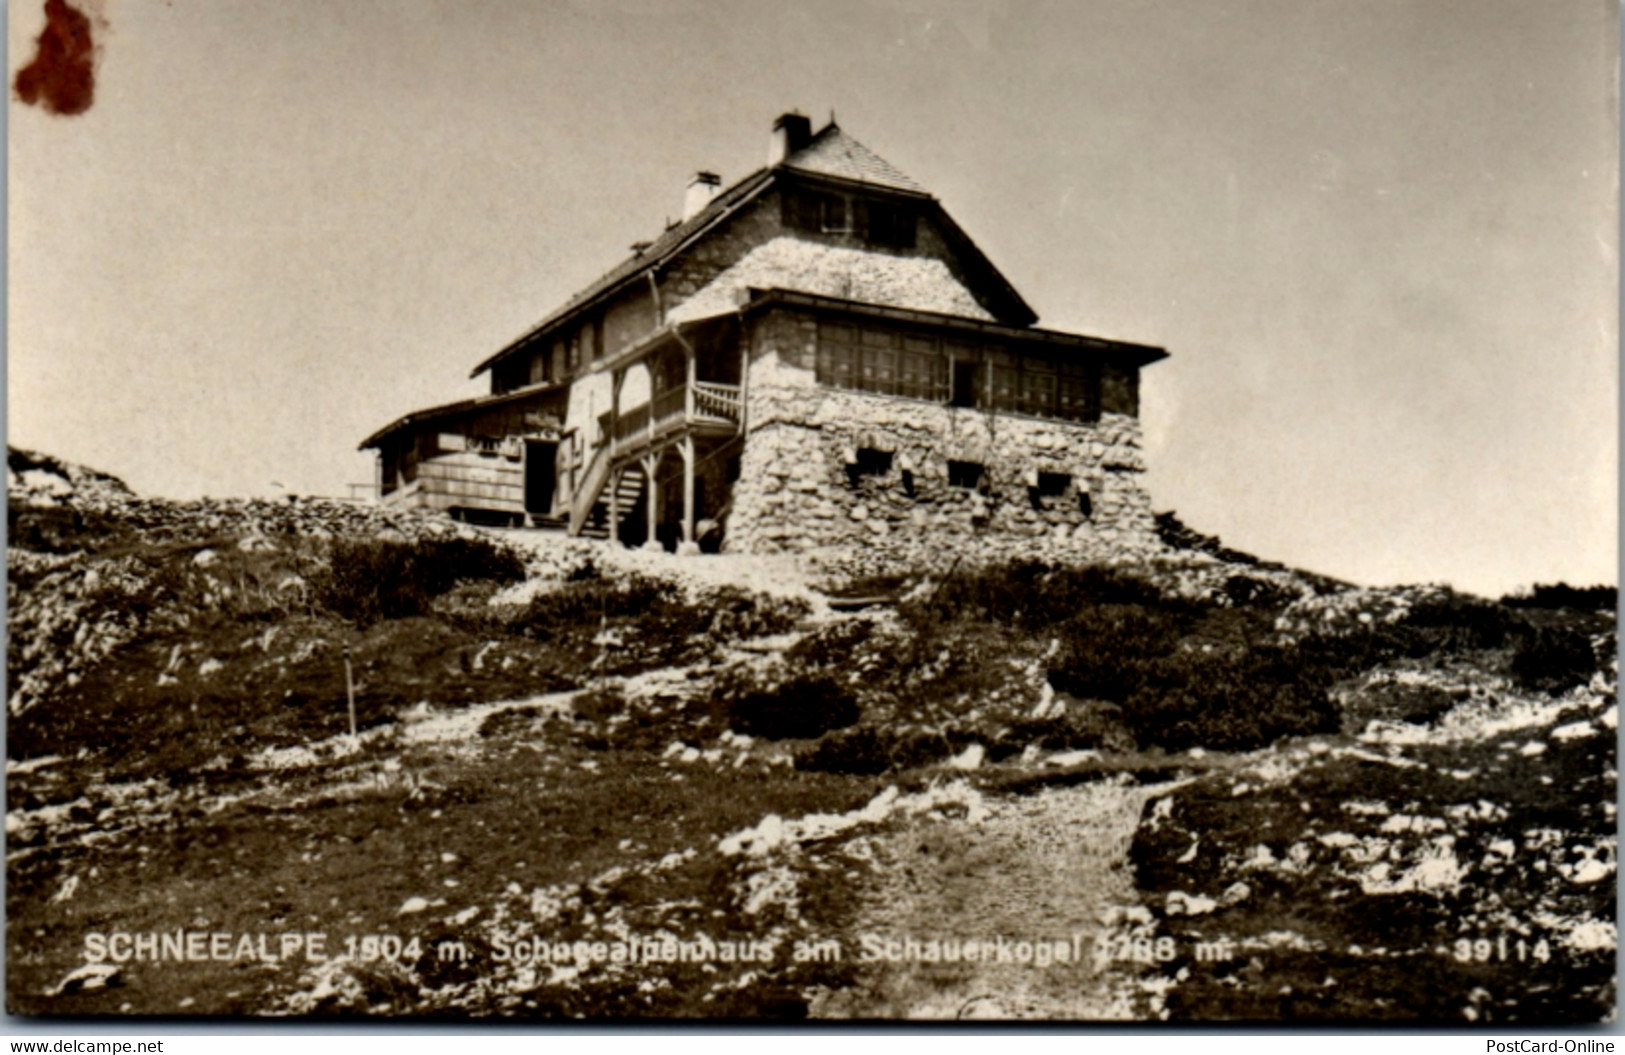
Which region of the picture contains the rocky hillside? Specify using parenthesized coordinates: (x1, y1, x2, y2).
(6, 449, 1616, 1023)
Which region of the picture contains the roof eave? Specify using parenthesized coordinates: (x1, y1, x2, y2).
(358, 381, 566, 450)
(468, 170, 777, 379)
(774, 166, 935, 203)
(738, 287, 1168, 366)
(925, 208, 1039, 328)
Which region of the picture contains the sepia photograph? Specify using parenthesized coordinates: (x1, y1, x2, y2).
(5, 0, 1618, 1027)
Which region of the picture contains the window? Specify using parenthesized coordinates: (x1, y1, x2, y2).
(1079, 491, 1094, 520)
(789, 190, 914, 247)
(817, 321, 946, 401)
(1057, 360, 1101, 423)
(951, 356, 981, 408)
(1035, 472, 1070, 497)
(1020, 363, 1056, 417)
(861, 199, 917, 249)
(846, 446, 893, 487)
(947, 460, 984, 490)
(981, 351, 1101, 423)
(812, 322, 1101, 423)
(854, 447, 893, 476)
(783, 190, 818, 231)
(900, 335, 946, 401)
(817, 322, 860, 390)
(991, 353, 1020, 412)
(784, 190, 846, 234)
(529, 351, 549, 386)
(820, 195, 849, 233)
(859, 327, 900, 394)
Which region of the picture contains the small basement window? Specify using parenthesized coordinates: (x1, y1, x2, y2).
(947, 460, 985, 490)
(1035, 471, 1071, 497)
(853, 447, 893, 476)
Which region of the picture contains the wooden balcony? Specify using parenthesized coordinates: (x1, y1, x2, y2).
(570, 381, 742, 540)
(604, 381, 742, 461)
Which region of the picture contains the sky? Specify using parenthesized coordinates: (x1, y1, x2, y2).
(7, 0, 1617, 597)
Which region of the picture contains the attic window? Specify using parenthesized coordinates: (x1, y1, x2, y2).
(784, 190, 846, 234)
(862, 199, 916, 249)
(947, 460, 984, 490)
(820, 195, 850, 233)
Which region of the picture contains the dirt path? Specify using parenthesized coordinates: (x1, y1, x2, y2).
(812, 777, 1163, 1019)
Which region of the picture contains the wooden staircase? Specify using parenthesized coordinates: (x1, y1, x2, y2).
(576, 464, 647, 541)
(564, 380, 743, 543)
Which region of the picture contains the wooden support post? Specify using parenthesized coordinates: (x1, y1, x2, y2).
(681, 435, 696, 547)
(641, 452, 660, 550)
(608, 369, 624, 546)
(685, 343, 697, 420)
(343, 646, 357, 745)
(737, 314, 750, 435)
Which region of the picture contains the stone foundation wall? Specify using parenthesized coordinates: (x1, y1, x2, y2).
(725, 368, 1161, 568)
(722, 307, 1162, 568)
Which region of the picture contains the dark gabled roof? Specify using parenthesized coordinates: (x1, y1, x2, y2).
(468, 168, 775, 378)
(358, 382, 564, 450)
(471, 121, 1036, 378)
(781, 123, 926, 193)
(739, 288, 1169, 368)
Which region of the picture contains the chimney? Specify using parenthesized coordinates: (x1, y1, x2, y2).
(682, 171, 721, 222)
(768, 112, 813, 166)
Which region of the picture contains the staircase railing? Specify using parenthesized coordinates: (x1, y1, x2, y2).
(572, 381, 745, 536)
(611, 403, 651, 448)
(567, 442, 612, 537)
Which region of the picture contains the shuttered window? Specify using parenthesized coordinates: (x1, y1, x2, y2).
(814, 321, 1095, 422)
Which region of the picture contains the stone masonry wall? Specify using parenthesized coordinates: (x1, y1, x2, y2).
(724, 310, 1162, 569)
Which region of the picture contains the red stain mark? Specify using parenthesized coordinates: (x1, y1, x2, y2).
(14, 0, 97, 116)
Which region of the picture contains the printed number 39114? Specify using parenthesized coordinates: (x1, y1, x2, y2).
(1453, 936, 1550, 964)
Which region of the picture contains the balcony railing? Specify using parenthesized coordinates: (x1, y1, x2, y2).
(693, 382, 742, 423)
(600, 382, 742, 460)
